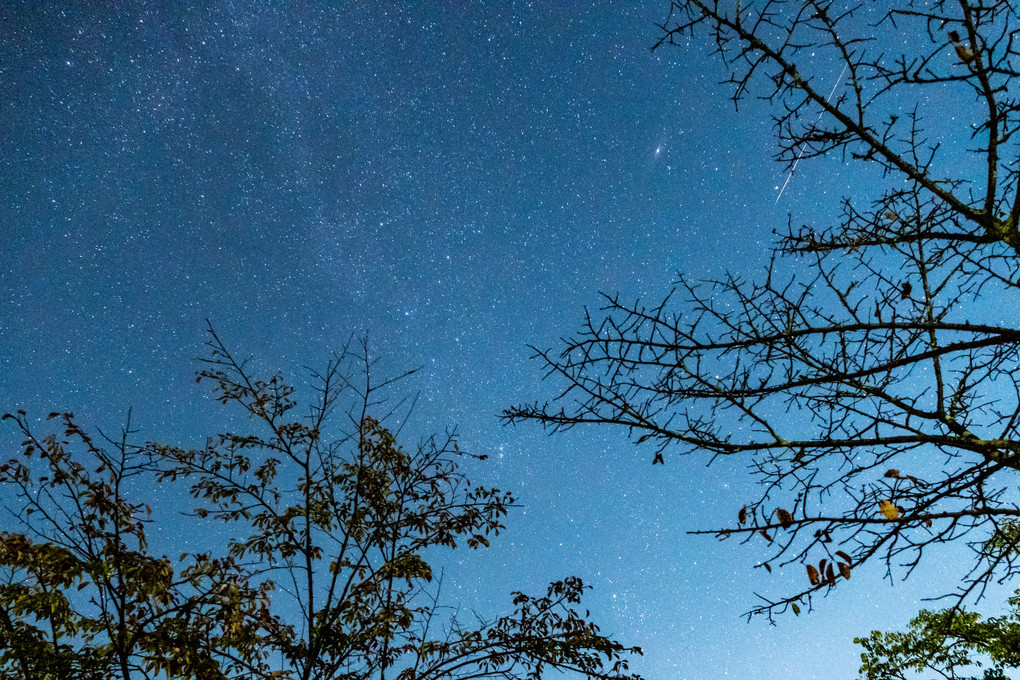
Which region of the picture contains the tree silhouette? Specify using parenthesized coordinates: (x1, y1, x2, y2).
(505, 0, 1020, 620)
(0, 410, 268, 679)
(855, 588, 1020, 680)
(1, 326, 643, 680)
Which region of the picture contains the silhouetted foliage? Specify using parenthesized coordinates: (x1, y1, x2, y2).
(1, 326, 642, 680)
(0, 406, 268, 679)
(856, 588, 1020, 680)
(506, 0, 1020, 620)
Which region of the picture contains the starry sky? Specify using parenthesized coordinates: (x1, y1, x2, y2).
(0, 2, 998, 679)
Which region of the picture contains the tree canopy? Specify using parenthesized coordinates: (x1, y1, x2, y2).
(856, 588, 1020, 680)
(506, 0, 1020, 620)
(0, 327, 642, 680)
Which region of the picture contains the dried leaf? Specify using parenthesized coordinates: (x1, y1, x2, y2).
(924, 517, 933, 528)
(776, 508, 793, 528)
(884, 469, 900, 478)
(835, 550, 852, 563)
(791, 603, 801, 616)
(826, 563, 835, 585)
(879, 500, 900, 519)
(763, 562, 772, 573)
(738, 505, 748, 525)
(806, 564, 820, 585)
(760, 529, 772, 543)
(955, 43, 976, 63)
(838, 562, 851, 580)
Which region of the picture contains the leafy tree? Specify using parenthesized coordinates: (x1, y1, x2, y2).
(505, 0, 1020, 620)
(855, 588, 1020, 680)
(1, 326, 643, 680)
(0, 410, 265, 680)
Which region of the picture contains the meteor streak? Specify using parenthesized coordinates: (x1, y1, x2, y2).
(776, 63, 848, 203)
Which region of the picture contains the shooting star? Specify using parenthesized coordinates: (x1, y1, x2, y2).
(776, 63, 849, 203)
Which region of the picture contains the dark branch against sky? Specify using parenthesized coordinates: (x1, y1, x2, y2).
(0, 3, 979, 679)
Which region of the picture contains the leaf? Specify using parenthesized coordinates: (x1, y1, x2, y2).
(763, 562, 772, 573)
(838, 562, 851, 580)
(791, 603, 801, 616)
(835, 550, 852, 563)
(760, 529, 772, 543)
(776, 508, 793, 528)
(879, 500, 900, 520)
(738, 505, 747, 525)
(955, 43, 976, 63)
(884, 469, 900, 478)
(924, 517, 933, 528)
(806, 564, 820, 585)
(825, 563, 835, 585)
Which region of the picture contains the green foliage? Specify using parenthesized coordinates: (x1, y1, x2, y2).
(1, 327, 643, 680)
(0, 410, 271, 680)
(855, 591, 1020, 680)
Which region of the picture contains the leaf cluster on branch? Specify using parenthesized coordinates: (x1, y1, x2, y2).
(855, 587, 1020, 680)
(506, 0, 1020, 621)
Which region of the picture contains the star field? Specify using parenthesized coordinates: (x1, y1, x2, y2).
(0, 3, 975, 679)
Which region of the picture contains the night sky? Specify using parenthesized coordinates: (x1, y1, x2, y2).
(0, 3, 994, 679)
